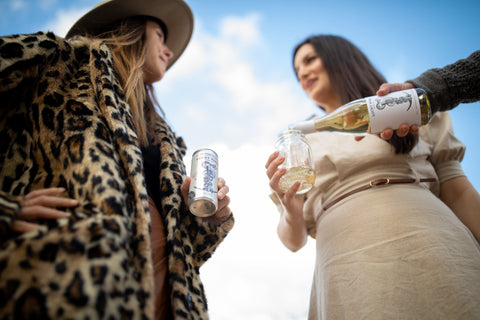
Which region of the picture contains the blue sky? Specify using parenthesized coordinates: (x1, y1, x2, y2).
(1, 0, 479, 319)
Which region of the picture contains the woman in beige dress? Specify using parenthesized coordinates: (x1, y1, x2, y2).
(265, 35, 480, 319)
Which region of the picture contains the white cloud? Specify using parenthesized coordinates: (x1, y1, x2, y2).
(163, 20, 211, 80)
(183, 103, 209, 124)
(44, 7, 89, 37)
(220, 13, 262, 46)
(159, 13, 317, 148)
(9, 0, 26, 11)
(38, 0, 57, 10)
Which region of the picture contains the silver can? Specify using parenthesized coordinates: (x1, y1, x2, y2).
(188, 148, 218, 217)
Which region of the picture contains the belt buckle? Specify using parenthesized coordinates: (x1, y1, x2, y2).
(369, 178, 390, 187)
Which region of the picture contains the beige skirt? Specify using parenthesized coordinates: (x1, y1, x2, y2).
(309, 184, 480, 320)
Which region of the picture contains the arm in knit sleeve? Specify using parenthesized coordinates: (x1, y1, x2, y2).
(407, 50, 480, 114)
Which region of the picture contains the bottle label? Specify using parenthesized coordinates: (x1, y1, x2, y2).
(366, 89, 421, 133)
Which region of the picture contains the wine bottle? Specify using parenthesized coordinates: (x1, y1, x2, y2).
(289, 88, 431, 135)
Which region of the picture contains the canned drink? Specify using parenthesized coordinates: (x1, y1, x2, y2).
(188, 148, 218, 217)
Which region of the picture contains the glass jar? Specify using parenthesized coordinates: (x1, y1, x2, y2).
(275, 129, 315, 194)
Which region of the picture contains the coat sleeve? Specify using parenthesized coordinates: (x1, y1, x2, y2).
(0, 32, 68, 92)
(0, 32, 67, 241)
(0, 191, 22, 242)
(193, 213, 235, 267)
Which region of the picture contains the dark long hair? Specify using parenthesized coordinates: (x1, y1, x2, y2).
(293, 35, 417, 154)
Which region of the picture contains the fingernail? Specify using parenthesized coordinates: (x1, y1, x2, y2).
(218, 191, 224, 198)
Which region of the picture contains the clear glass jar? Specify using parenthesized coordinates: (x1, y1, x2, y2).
(275, 129, 315, 194)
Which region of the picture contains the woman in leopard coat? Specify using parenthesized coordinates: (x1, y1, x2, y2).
(0, 0, 234, 319)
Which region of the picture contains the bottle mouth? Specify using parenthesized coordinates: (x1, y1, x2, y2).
(276, 129, 302, 137)
(274, 129, 306, 146)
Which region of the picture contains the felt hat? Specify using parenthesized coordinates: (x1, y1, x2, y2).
(66, 0, 193, 69)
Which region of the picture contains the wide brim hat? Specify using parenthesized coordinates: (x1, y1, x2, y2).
(66, 0, 193, 69)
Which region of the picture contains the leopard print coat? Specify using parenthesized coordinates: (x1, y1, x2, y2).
(0, 31, 234, 319)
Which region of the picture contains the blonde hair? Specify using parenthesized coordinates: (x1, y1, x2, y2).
(91, 16, 164, 146)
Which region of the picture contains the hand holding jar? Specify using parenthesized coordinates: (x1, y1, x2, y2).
(266, 129, 315, 195)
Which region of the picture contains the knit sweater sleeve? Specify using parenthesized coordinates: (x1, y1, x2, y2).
(407, 50, 480, 114)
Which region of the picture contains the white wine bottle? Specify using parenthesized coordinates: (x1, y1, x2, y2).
(289, 88, 431, 135)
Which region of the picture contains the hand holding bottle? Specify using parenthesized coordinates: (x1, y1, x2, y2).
(291, 88, 429, 144)
(374, 83, 419, 140)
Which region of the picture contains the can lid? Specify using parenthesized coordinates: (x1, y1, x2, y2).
(192, 148, 218, 158)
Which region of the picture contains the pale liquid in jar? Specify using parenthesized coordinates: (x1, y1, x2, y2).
(279, 166, 315, 194)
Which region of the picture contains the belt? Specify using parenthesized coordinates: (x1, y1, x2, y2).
(322, 178, 436, 211)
